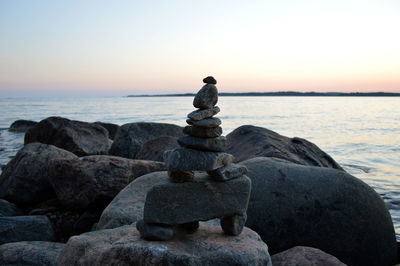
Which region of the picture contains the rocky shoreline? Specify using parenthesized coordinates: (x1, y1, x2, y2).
(0, 80, 399, 265)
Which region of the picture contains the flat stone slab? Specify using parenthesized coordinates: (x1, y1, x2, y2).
(187, 106, 220, 121)
(186, 117, 221, 127)
(143, 173, 251, 225)
(193, 84, 218, 109)
(178, 135, 226, 152)
(183, 125, 222, 138)
(58, 223, 272, 266)
(163, 147, 233, 171)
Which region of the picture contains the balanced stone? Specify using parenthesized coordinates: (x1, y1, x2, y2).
(178, 136, 226, 152)
(143, 173, 251, 225)
(203, 76, 217, 84)
(193, 84, 218, 109)
(163, 147, 233, 171)
(208, 164, 248, 181)
(183, 126, 222, 138)
(168, 171, 195, 183)
(136, 219, 173, 241)
(186, 117, 221, 128)
(188, 106, 220, 121)
(221, 214, 247, 236)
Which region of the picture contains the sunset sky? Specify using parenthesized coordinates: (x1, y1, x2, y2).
(1, 0, 399, 96)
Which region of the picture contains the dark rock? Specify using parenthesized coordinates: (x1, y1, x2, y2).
(9, 119, 37, 132)
(73, 209, 103, 236)
(136, 219, 174, 241)
(208, 164, 248, 181)
(186, 117, 221, 127)
(203, 76, 217, 84)
(0, 199, 22, 216)
(178, 221, 200, 233)
(168, 170, 195, 183)
(97, 171, 168, 230)
(0, 143, 78, 205)
(227, 125, 343, 170)
(143, 173, 251, 225)
(25, 116, 111, 156)
(178, 135, 227, 152)
(93, 121, 119, 140)
(0, 215, 55, 244)
(183, 125, 222, 138)
(221, 214, 247, 236)
(187, 106, 220, 121)
(136, 136, 179, 162)
(193, 84, 218, 109)
(271, 246, 347, 266)
(163, 147, 233, 171)
(240, 157, 397, 266)
(109, 122, 184, 159)
(48, 155, 165, 209)
(58, 223, 272, 266)
(0, 241, 65, 266)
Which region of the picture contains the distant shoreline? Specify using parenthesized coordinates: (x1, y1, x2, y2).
(127, 92, 400, 97)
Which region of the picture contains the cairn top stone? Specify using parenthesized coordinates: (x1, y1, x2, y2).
(203, 76, 217, 84)
(193, 84, 218, 109)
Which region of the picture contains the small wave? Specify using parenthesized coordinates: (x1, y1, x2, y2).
(342, 164, 371, 173)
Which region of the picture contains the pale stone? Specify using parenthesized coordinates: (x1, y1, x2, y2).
(186, 117, 221, 127)
(187, 106, 220, 121)
(193, 84, 218, 109)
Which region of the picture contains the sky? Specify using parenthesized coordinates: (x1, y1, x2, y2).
(1, 0, 400, 96)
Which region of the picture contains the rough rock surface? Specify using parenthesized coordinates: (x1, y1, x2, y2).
(208, 164, 248, 181)
(193, 84, 218, 109)
(0, 241, 65, 266)
(0, 142, 78, 205)
(240, 157, 397, 266)
(186, 117, 221, 127)
(136, 136, 179, 161)
(9, 119, 37, 132)
(58, 223, 272, 266)
(93, 121, 119, 140)
(0, 216, 55, 244)
(25, 116, 111, 156)
(48, 155, 165, 209)
(271, 246, 347, 266)
(97, 171, 167, 230)
(0, 199, 22, 216)
(227, 125, 343, 170)
(164, 147, 233, 171)
(187, 106, 220, 121)
(109, 122, 184, 159)
(183, 125, 222, 138)
(144, 173, 251, 224)
(178, 135, 226, 152)
(203, 76, 217, 84)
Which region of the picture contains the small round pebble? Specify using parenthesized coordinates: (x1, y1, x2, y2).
(203, 76, 217, 84)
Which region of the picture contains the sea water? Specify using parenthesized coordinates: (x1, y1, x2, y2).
(0, 96, 399, 240)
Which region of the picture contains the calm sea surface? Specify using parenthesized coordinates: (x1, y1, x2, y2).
(0, 96, 399, 240)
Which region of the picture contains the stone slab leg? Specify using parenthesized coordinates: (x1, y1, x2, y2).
(221, 214, 247, 236)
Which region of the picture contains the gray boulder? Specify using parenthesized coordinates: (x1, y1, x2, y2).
(9, 119, 37, 132)
(0, 199, 22, 216)
(25, 116, 111, 156)
(0, 143, 78, 205)
(136, 136, 179, 161)
(48, 155, 165, 209)
(272, 246, 347, 266)
(58, 223, 271, 266)
(0, 216, 55, 244)
(97, 171, 167, 230)
(0, 241, 65, 266)
(240, 157, 397, 266)
(93, 121, 119, 140)
(227, 125, 343, 170)
(109, 122, 184, 159)
(143, 173, 251, 225)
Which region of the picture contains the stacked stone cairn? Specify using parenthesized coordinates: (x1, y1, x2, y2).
(137, 76, 251, 241)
